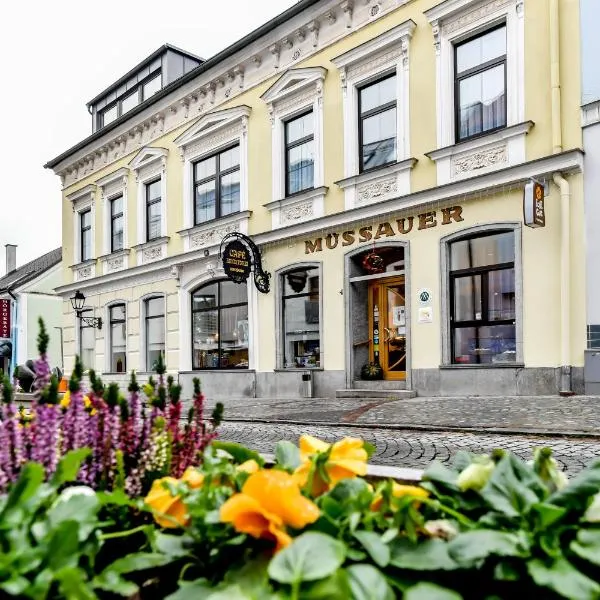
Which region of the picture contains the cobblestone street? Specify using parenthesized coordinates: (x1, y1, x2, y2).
(219, 421, 600, 475)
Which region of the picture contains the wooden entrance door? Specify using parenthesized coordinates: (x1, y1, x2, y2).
(368, 276, 407, 380)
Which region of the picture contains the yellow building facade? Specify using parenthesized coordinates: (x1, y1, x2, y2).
(46, 0, 586, 399)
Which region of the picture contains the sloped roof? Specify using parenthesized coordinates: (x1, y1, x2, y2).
(0, 248, 62, 292)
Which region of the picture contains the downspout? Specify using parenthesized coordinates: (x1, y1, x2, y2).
(550, 1, 572, 394)
(553, 173, 573, 395)
(550, 0, 562, 153)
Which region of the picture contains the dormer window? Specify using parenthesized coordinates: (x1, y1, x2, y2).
(98, 73, 163, 129)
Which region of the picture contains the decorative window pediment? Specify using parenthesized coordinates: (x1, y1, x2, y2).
(129, 146, 168, 171)
(174, 105, 251, 156)
(261, 67, 327, 113)
(67, 184, 96, 212)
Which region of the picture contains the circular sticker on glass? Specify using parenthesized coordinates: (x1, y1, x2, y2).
(417, 289, 432, 305)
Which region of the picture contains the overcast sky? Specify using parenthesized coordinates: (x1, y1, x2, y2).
(0, 0, 295, 275)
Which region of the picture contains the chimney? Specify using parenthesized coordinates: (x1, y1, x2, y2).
(5, 244, 16, 274)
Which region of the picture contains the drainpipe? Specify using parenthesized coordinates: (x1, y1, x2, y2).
(550, 0, 562, 153)
(553, 173, 573, 395)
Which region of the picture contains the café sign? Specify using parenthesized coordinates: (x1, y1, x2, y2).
(220, 232, 271, 293)
(0, 299, 11, 339)
(523, 179, 545, 228)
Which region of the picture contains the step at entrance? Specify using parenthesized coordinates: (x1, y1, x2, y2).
(335, 389, 416, 400)
(352, 380, 407, 390)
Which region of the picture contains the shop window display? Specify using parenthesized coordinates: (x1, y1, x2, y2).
(192, 280, 248, 369)
(449, 231, 516, 364)
(281, 267, 320, 368)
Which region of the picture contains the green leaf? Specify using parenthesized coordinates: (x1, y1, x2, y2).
(494, 560, 521, 581)
(0, 576, 30, 596)
(448, 530, 529, 566)
(346, 564, 394, 600)
(48, 487, 100, 541)
(155, 532, 192, 558)
(353, 531, 390, 567)
(50, 448, 92, 487)
(268, 532, 346, 585)
(165, 580, 214, 600)
(211, 441, 264, 466)
(549, 460, 600, 512)
(363, 441, 376, 459)
(94, 553, 173, 596)
(55, 566, 97, 600)
(527, 557, 600, 600)
(302, 569, 351, 600)
(422, 461, 459, 490)
(531, 502, 568, 529)
(275, 440, 301, 471)
(404, 582, 463, 600)
(480, 453, 546, 518)
(329, 478, 372, 506)
(571, 529, 600, 567)
(47, 520, 80, 571)
(389, 538, 460, 571)
(1, 462, 45, 515)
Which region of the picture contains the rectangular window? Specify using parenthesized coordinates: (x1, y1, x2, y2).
(109, 304, 126, 373)
(449, 231, 516, 364)
(285, 111, 314, 196)
(193, 145, 240, 225)
(281, 267, 320, 368)
(142, 74, 162, 100)
(120, 90, 140, 114)
(145, 179, 161, 241)
(80, 209, 92, 262)
(100, 104, 118, 127)
(455, 25, 507, 141)
(110, 195, 124, 252)
(79, 309, 95, 371)
(145, 297, 165, 371)
(358, 74, 397, 172)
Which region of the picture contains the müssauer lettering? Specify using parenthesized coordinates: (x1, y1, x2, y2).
(304, 206, 464, 254)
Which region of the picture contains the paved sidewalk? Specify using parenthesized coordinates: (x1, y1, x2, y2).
(210, 395, 600, 437)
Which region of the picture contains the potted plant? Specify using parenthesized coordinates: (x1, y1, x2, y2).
(360, 361, 383, 380)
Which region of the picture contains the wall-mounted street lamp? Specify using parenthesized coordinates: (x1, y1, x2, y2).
(70, 290, 102, 330)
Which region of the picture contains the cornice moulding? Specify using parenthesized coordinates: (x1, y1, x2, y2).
(55, 149, 584, 297)
(53, 0, 413, 181)
(424, 0, 513, 24)
(66, 184, 96, 202)
(331, 19, 416, 68)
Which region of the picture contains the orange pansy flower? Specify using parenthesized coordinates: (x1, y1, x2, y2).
(220, 469, 320, 551)
(371, 482, 429, 512)
(145, 468, 204, 528)
(294, 435, 368, 496)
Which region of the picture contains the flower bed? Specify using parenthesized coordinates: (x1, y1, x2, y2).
(1, 321, 600, 599)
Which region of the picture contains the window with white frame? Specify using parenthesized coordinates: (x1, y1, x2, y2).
(358, 73, 397, 171)
(97, 168, 129, 262)
(129, 147, 168, 255)
(108, 304, 127, 373)
(261, 67, 327, 228)
(79, 310, 95, 371)
(284, 111, 314, 196)
(455, 25, 507, 142)
(144, 296, 165, 371)
(331, 21, 415, 210)
(110, 195, 124, 252)
(145, 179, 162, 241)
(80, 209, 92, 262)
(193, 145, 241, 224)
(425, 0, 525, 157)
(174, 106, 250, 248)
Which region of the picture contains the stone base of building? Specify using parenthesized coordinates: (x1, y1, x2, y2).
(178, 367, 583, 401)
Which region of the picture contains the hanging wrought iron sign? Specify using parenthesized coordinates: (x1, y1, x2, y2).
(220, 232, 271, 293)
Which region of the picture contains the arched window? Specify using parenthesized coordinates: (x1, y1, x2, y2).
(108, 303, 126, 372)
(191, 280, 248, 369)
